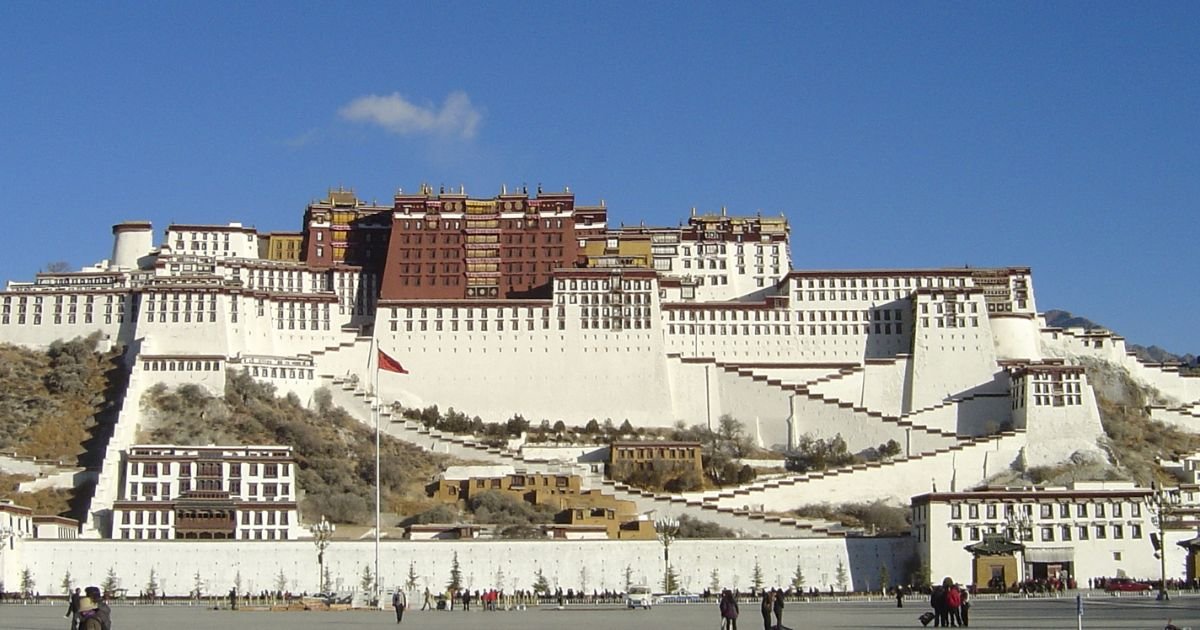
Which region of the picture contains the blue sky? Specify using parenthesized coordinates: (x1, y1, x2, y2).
(1, 2, 1196, 352)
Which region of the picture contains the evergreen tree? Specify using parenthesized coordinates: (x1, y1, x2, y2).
(709, 568, 721, 592)
(321, 565, 331, 593)
(234, 570, 243, 595)
(360, 564, 376, 593)
(751, 559, 764, 591)
(146, 568, 159, 597)
(878, 565, 890, 594)
(20, 568, 34, 596)
(61, 571, 74, 595)
(662, 565, 680, 593)
(578, 566, 588, 593)
(192, 571, 204, 598)
(623, 565, 634, 591)
(101, 567, 120, 596)
(791, 563, 805, 590)
(274, 569, 289, 593)
(405, 561, 420, 591)
(835, 559, 848, 593)
(532, 569, 550, 594)
(495, 567, 507, 591)
(447, 552, 463, 591)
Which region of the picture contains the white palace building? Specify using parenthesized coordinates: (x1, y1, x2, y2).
(2, 185, 1199, 592)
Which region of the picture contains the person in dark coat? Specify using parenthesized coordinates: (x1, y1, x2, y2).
(65, 587, 81, 630)
(772, 588, 785, 628)
(759, 589, 774, 630)
(719, 589, 740, 630)
(78, 586, 111, 630)
(392, 589, 407, 623)
(930, 583, 947, 627)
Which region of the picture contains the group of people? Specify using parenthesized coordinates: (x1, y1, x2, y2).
(63, 586, 112, 630)
(925, 577, 970, 627)
(717, 588, 789, 630)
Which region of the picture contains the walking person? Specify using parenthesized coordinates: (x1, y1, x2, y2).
(759, 589, 774, 630)
(929, 581, 947, 627)
(957, 585, 970, 627)
(944, 578, 962, 627)
(719, 589, 740, 630)
(77, 586, 111, 630)
(65, 587, 81, 630)
(421, 588, 433, 611)
(392, 589, 407, 624)
(772, 587, 785, 629)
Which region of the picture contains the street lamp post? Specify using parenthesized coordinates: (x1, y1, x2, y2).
(310, 515, 335, 594)
(1006, 509, 1032, 584)
(1149, 485, 1181, 601)
(655, 517, 680, 594)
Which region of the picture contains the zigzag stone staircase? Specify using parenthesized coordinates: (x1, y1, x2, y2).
(691, 430, 1026, 512)
(315, 369, 861, 538)
(704, 357, 961, 444)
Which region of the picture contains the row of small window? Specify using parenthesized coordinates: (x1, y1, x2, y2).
(2, 314, 122, 326)
(799, 290, 916, 302)
(949, 502, 1141, 520)
(143, 360, 222, 372)
(145, 297, 218, 311)
(275, 318, 332, 331)
(801, 276, 969, 290)
(396, 319, 552, 332)
(668, 324, 812, 336)
(3, 294, 123, 304)
(3, 304, 114, 316)
(683, 258, 780, 270)
(1031, 395, 1083, 407)
(169, 231, 251, 242)
(582, 306, 651, 318)
(558, 293, 652, 306)
(582, 318, 652, 330)
(920, 317, 980, 329)
(668, 309, 790, 322)
(920, 302, 979, 315)
(240, 510, 291, 526)
(32, 275, 121, 286)
(119, 528, 171, 540)
(121, 509, 172, 525)
(797, 309, 906, 323)
(396, 306, 555, 319)
(178, 241, 232, 252)
(950, 523, 1142, 542)
(129, 461, 288, 479)
(399, 218, 567, 231)
(146, 312, 218, 323)
(557, 279, 654, 292)
(681, 244, 779, 256)
(1032, 382, 1082, 393)
(248, 366, 316, 380)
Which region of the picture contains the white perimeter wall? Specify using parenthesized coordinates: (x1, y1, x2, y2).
(7, 536, 914, 596)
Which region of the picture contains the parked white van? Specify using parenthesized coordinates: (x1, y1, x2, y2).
(626, 585, 654, 609)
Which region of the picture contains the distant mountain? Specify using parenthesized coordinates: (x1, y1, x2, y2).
(1044, 309, 1197, 367)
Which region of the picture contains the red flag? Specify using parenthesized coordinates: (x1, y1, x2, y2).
(377, 349, 408, 374)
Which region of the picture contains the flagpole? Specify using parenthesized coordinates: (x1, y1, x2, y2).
(373, 337, 381, 610)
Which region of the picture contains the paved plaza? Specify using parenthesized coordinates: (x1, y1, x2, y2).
(5, 596, 1200, 630)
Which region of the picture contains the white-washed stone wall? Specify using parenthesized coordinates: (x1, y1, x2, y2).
(8, 536, 913, 596)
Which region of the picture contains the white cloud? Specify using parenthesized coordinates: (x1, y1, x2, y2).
(338, 91, 482, 139)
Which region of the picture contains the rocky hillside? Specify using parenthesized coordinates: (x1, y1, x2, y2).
(0, 335, 122, 517)
(1044, 309, 1197, 367)
(140, 371, 461, 524)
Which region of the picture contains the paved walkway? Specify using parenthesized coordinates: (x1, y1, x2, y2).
(5, 596, 1198, 629)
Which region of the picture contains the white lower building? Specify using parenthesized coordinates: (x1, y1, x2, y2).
(111, 445, 304, 541)
(911, 482, 1182, 589)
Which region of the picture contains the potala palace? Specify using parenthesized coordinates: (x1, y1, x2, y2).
(3, 185, 1200, 595)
